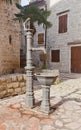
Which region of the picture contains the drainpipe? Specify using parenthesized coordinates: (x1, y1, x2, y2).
(44, 1, 47, 49)
(43, 1, 47, 67)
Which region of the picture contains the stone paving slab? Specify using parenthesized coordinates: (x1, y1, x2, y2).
(0, 78, 81, 129)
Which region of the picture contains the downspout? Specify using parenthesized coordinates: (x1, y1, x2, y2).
(45, 26, 47, 49)
(43, 1, 47, 68)
(44, 1, 47, 49)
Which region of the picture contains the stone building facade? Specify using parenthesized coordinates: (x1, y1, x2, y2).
(46, 0, 81, 73)
(0, 0, 20, 75)
(22, 0, 81, 73)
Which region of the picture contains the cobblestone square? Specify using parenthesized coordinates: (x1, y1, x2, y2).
(0, 75, 81, 130)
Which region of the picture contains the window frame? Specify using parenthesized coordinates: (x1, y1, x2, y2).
(58, 14, 68, 33)
(51, 50, 60, 62)
(38, 33, 44, 45)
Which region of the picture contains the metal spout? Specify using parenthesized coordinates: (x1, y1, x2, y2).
(32, 47, 46, 54)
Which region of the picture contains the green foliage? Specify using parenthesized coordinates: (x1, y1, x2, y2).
(15, 3, 52, 29)
(5, 0, 52, 34)
(15, 2, 23, 9)
(53, 80, 61, 85)
(41, 63, 47, 69)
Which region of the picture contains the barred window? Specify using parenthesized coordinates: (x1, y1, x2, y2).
(51, 50, 60, 62)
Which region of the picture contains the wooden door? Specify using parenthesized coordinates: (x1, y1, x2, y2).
(71, 46, 81, 73)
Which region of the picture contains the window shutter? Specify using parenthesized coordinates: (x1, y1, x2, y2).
(64, 14, 67, 32)
(38, 33, 44, 44)
(51, 50, 60, 62)
(59, 14, 67, 33)
(59, 15, 63, 33)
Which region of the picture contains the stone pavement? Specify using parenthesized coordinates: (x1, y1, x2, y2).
(0, 77, 81, 130)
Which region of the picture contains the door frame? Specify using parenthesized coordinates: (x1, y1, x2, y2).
(70, 44, 81, 73)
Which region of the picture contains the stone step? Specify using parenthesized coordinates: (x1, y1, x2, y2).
(60, 73, 81, 81)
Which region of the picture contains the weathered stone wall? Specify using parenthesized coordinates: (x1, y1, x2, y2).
(0, 0, 20, 74)
(0, 74, 26, 98)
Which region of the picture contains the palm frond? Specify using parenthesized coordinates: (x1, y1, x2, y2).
(15, 4, 52, 30)
(16, 3, 23, 10)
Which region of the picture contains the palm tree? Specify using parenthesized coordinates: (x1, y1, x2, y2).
(15, 3, 52, 67)
(5, 0, 52, 67)
(4, 0, 52, 32)
(15, 3, 52, 33)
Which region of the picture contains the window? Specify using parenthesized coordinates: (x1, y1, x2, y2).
(38, 33, 44, 44)
(58, 14, 67, 33)
(51, 50, 60, 62)
(9, 35, 12, 44)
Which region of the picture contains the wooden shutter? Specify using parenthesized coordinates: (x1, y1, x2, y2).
(38, 33, 44, 44)
(51, 50, 60, 62)
(64, 14, 67, 32)
(59, 14, 67, 33)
